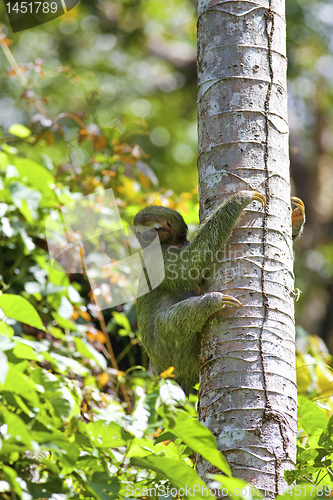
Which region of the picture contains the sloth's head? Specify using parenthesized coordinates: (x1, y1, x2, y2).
(134, 206, 188, 245)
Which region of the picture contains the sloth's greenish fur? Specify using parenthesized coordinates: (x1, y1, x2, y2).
(134, 190, 265, 395)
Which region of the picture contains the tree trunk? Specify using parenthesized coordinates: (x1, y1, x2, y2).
(196, 0, 297, 496)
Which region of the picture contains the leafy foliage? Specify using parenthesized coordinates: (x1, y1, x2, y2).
(0, 301, 228, 499)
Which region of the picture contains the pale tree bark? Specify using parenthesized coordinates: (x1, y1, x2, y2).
(196, 0, 297, 497)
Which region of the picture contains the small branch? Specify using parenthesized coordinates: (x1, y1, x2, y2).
(0, 39, 48, 115)
(78, 246, 132, 413)
(53, 112, 87, 129)
(96, 309, 132, 413)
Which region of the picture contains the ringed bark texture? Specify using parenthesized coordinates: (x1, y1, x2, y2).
(196, 0, 297, 496)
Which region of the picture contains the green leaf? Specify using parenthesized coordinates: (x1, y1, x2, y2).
(12, 341, 38, 360)
(9, 182, 41, 221)
(126, 443, 153, 458)
(1, 143, 18, 155)
(0, 151, 8, 167)
(3, 364, 39, 404)
(48, 387, 76, 420)
(208, 474, 251, 500)
(30, 367, 59, 391)
(74, 337, 107, 369)
(8, 124, 31, 138)
(14, 337, 48, 353)
(51, 312, 77, 330)
(112, 311, 131, 331)
(154, 431, 176, 444)
(319, 414, 333, 451)
(45, 352, 89, 375)
(1, 466, 22, 495)
(85, 420, 130, 448)
(49, 440, 80, 471)
(0, 321, 14, 338)
(13, 157, 55, 189)
(48, 327, 65, 340)
(74, 471, 120, 500)
(298, 396, 328, 437)
(4, 411, 33, 445)
(0, 320, 15, 337)
(0, 294, 45, 330)
(87, 472, 120, 500)
(130, 455, 215, 499)
(27, 479, 70, 499)
(167, 411, 231, 476)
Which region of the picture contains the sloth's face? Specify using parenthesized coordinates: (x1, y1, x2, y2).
(135, 219, 174, 244)
(134, 206, 188, 246)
